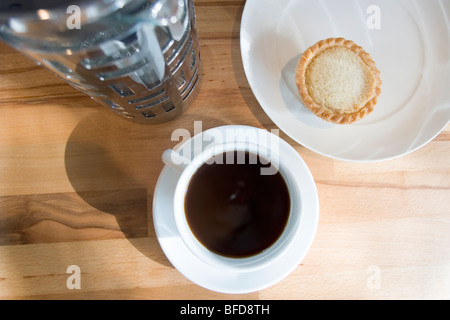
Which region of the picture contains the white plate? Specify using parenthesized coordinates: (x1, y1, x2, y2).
(240, 0, 450, 162)
(153, 125, 319, 294)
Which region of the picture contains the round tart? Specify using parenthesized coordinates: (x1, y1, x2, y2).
(295, 38, 381, 124)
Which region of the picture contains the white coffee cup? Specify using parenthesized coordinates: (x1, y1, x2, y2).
(162, 141, 302, 272)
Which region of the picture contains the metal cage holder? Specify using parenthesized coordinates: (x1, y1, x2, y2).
(0, 0, 201, 124)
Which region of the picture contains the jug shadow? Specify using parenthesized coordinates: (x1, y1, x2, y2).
(64, 109, 174, 268)
(63, 107, 230, 269)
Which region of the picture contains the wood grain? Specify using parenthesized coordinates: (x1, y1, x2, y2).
(0, 189, 148, 245)
(0, 0, 449, 300)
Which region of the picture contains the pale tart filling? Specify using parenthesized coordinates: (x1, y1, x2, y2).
(305, 46, 376, 114)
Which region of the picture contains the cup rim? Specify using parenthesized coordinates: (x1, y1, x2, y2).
(172, 141, 302, 272)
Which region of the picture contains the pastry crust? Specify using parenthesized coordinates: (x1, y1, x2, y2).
(295, 38, 381, 124)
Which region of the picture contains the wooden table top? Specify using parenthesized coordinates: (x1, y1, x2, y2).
(0, 0, 449, 300)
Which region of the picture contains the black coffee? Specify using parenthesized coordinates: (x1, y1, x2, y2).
(184, 151, 290, 258)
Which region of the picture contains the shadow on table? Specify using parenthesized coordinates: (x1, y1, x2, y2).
(63, 104, 228, 269)
(64, 109, 170, 266)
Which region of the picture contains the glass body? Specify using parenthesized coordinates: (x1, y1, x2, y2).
(0, 0, 201, 124)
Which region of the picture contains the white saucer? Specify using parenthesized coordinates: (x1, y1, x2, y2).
(153, 125, 319, 294)
(241, 0, 450, 162)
